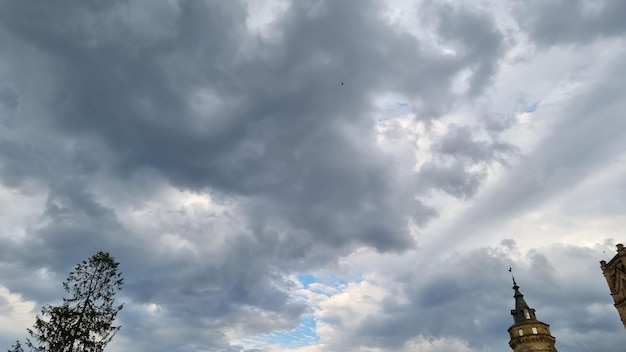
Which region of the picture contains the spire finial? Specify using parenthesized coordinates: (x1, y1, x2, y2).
(509, 266, 518, 288)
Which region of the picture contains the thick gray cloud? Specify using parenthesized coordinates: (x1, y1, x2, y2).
(416, 124, 518, 198)
(512, 0, 626, 45)
(0, 0, 624, 351)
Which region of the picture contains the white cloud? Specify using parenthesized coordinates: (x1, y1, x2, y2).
(0, 286, 36, 348)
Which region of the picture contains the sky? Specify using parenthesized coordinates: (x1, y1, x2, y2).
(1, 0, 626, 351)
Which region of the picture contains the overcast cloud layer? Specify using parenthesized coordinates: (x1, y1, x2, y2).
(1, 1, 626, 351)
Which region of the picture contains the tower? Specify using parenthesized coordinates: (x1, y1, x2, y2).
(507, 279, 558, 352)
(600, 243, 626, 329)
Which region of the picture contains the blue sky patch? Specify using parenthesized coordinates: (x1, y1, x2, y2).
(297, 274, 318, 288)
(240, 315, 319, 350)
(525, 101, 541, 113)
(376, 100, 411, 121)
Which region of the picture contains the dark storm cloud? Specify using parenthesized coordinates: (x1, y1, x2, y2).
(0, 179, 125, 303)
(0, 85, 17, 127)
(417, 159, 484, 199)
(415, 125, 518, 199)
(436, 125, 518, 163)
(0, 0, 509, 252)
(0, 0, 517, 350)
(424, 2, 506, 97)
(512, 0, 626, 45)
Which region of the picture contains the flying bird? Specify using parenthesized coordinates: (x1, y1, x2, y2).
(341, 81, 344, 86)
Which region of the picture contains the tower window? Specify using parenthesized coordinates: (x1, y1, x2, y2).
(532, 327, 538, 334)
(518, 328, 524, 336)
(523, 308, 531, 320)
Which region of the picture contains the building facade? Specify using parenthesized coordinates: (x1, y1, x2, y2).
(600, 243, 626, 329)
(507, 280, 558, 352)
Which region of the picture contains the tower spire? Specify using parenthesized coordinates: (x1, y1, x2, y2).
(510, 279, 537, 323)
(506, 272, 558, 352)
(509, 266, 516, 287)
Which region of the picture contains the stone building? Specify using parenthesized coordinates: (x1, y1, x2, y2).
(507, 279, 558, 352)
(600, 243, 626, 329)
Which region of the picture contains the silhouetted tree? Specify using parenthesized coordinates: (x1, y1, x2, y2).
(7, 340, 24, 352)
(24, 251, 124, 352)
